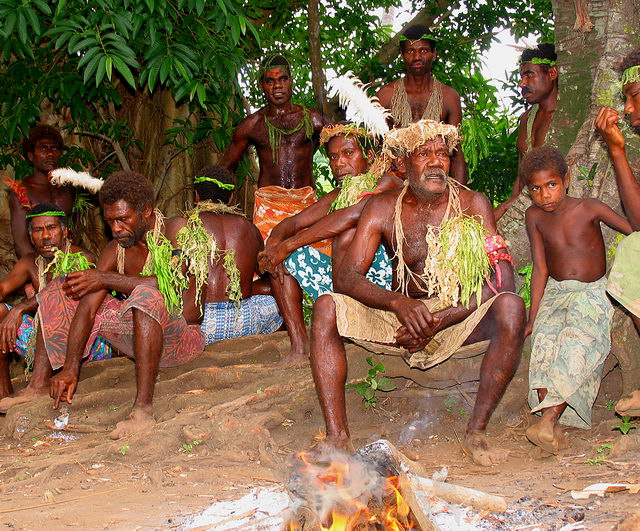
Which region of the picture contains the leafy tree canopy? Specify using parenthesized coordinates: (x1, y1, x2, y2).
(0, 0, 552, 203)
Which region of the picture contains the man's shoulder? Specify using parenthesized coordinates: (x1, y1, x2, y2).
(460, 187, 491, 209)
(235, 111, 265, 132)
(437, 79, 460, 99)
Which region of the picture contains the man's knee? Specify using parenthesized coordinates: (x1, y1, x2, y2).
(313, 294, 336, 323)
(493, 293, 526, 335)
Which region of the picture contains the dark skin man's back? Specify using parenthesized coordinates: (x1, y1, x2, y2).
(219, 105, 326, 189)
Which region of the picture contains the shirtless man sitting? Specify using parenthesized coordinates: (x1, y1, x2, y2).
(171, 165, 282, 344)
(0, 204, 109, 404)
(258, 124, 402, 363)
(7, 172, 206, 439)
(310, 120, 525, 466)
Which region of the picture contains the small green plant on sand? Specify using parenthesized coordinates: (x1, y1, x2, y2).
(586, 455, 607, 466)
(613, 415, 637, 435)
(597, 443, 612, 453)
(605, 400, 616, 411)
(119, 444, 130, 456)
(444, 396, 458, 412)
(180, 440, 203, 453)
(346, 357, 397, 408)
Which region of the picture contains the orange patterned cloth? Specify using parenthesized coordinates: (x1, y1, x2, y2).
(253, 185, 332, 257)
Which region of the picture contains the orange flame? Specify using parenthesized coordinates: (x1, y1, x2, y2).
(289, 454, 413, 530)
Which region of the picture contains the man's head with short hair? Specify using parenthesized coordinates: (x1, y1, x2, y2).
(22, 125, 64, 158)
(100, 172, 155, 248)
(520, 146, 568, 184)
(193, 165, 234, 204)
(259, 55, 293, 106)
(521, 146, 568, 212)
(25, 203, 68, 258)
(399, 24, 436, 52)
(519, 43, 558, 105)
(99, 171, 154, 212)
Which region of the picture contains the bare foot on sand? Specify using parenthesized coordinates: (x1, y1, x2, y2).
(109, 407, 156, 439)
(463, 431, 508, 466)
(554, 425, 570, 450)
(276, 351, 308, 367)
(616, 390, 640, 417)
(526, 419, 563, 454)
(313, 432, 355, 453)
(0, 386, 49, 414)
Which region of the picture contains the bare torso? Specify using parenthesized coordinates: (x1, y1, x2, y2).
(516, 106, 555, 155)
(526, 198, 609, 282)
(219, 105, 327, 189)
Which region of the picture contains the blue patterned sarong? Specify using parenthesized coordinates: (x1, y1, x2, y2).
(201, 295, 283, 344)
(4, 303, 112, 363)
(284, 244, 392, 301)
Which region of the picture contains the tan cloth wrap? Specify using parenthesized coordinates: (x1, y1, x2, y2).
(330, 293, 507, 369)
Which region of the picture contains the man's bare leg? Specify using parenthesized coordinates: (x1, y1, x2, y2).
(0, 352, 13, 399)
(0, 328, 52, 412)
(271, 274, 308, 365)
(526, 388, 569, 454)
(464, 293, 525, 466)
(110, 309, 162, 439)
(310, 295, 352, 450)
(616, 314, 640, 416)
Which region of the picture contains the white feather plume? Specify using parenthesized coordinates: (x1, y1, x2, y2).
(50, 168, 104, 193)
(327, 72, 390, 138)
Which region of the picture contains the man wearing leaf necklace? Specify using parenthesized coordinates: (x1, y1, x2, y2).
(258, 123, 402, 365)
(218, 54, 331, 242)
(310, 120, 525, 466)
(171, 165, 282, 344)
(495, 44, 558, 220)
(375, 25, 466, 184)
(13, 172, 205, 439)
(6, 125, 75, 259)
(0, 204, 112, 406)
(595, 46, 640, 418)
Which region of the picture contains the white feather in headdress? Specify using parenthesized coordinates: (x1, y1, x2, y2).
(327, 72, 390, 138)
(50, 168, 104, 193)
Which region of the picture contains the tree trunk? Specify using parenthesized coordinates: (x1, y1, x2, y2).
(498, 0, 640, 395)
(308, 0, 328, 114)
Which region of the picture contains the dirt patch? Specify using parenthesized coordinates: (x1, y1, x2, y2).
(0, 333, 639, 529)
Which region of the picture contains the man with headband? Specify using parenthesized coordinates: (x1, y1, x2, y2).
(258, 123, 402, 364)
(0, 204, 110, 407)
(309, 120, 525, 466)
(495, 44, 558, 220)
(219, 54, 331, 241)
(376, 24, 466, 183)
(595, 46, 640, 418)
(173, 165, 282, 344)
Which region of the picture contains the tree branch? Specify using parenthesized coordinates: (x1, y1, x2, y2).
(76, 131, 131, 172)
(308, 0, 327, 113)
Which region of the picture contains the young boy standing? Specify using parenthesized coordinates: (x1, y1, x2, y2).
(523, 146, 632, 453)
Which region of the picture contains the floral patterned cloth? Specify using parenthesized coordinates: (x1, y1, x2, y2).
(284, 244, 392, 300)
(529, 277, 613, 429)
(607, 231, 640, 318)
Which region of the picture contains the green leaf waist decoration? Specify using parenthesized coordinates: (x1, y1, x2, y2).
(423, 214, 491, 309)
(44, 248, 95, 278)
(265, 106, 313, 163)
(328, 172, 379, 213)
(142, 231, 189, 316)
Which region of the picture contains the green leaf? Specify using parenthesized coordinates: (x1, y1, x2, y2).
(216, 0, 227, 16)
(78, 46, 100, 68)
(95, 54, 107, 86)
(148, 63, 160, 92)
(70, 37, 98, 54)
(195, 0, 204, 16)
(105, 55, 113, 81)
(33, 0, 52, 15)
(159, 57, 171, 83)
(16, 11, 28, 44)
(55, 0, 67, 18)
(112, 55, 136, 88)
(25, 7, 42, 35)
(173, 58, 189, 81)
(376, 377, 397, 392)
(82, 52, 102, 84)
(196, 83, 206, 108)
(4, 12, 16, 36)
(230, 16, 240, 45)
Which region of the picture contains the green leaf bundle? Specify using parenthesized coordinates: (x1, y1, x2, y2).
(44, 248, 95, 278)
(328, 172, 378, 213)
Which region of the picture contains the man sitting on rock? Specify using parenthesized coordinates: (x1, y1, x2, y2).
(309, 120, 525, 466)
(5, 172, 205, 439)
(0, 204, 110, 404)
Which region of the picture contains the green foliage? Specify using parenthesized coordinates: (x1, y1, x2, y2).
(180, 439, 203, 453)
(119, 443, 130, 456)
(518, 264, 533, 308)
(346, 356, 397, 408)
(605, 400, 616, 411)
(586, 455, 606, 466)
(302, 290, 314, 325)
(612, 415, 637, 435)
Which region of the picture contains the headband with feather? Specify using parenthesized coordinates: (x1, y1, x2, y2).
(50, 168, 104, 193)
(327, 72, 390, 138)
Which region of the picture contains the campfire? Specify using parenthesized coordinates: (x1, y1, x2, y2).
(287, 450, 414, 530)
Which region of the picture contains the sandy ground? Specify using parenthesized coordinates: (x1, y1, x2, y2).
(1, 331, 639, 530)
